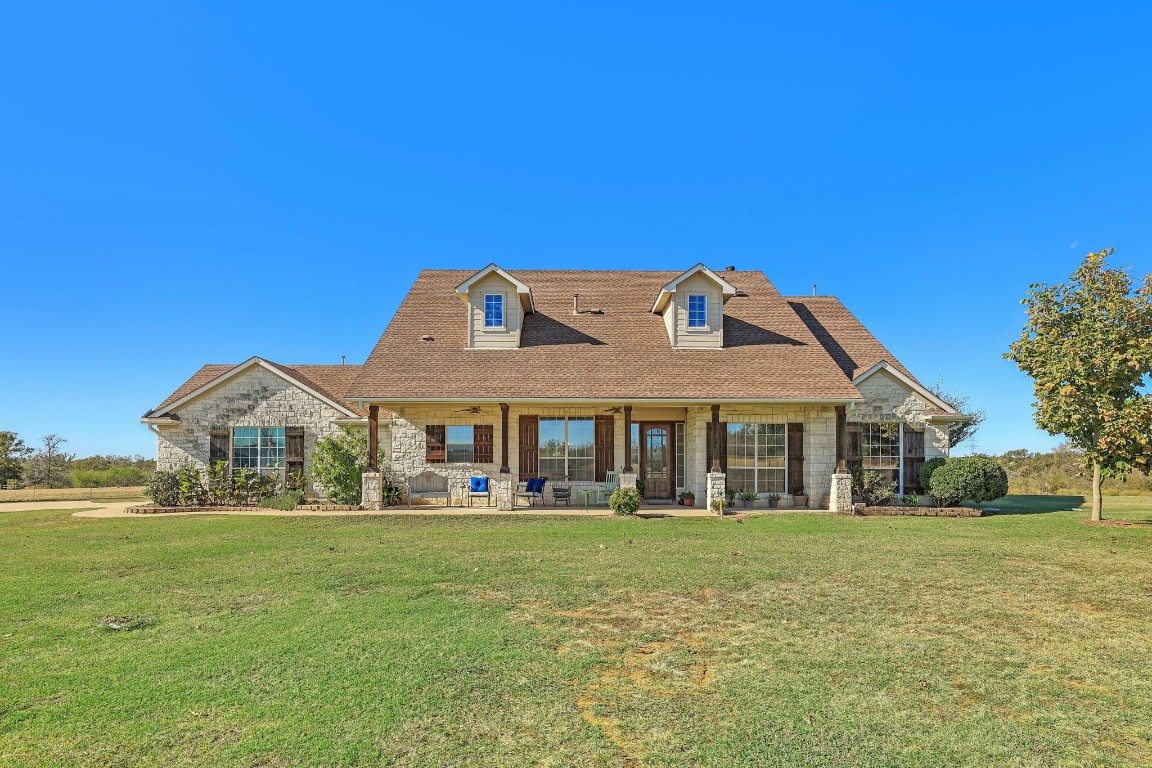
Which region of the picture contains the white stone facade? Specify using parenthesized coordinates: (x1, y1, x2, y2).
(849, 368, 950, 459)
(153, 367, 365, 478)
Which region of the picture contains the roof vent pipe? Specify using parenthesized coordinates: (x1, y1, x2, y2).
(341, 355, 346, 366)
(724, 265, 735, 271)
(573, 293, 580, 315)
(812, 284, 817, 297)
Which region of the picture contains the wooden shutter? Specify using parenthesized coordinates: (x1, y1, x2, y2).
(209, 430, 230, 469)
(705, 421, 729, 473)
(473, 424, 494, 464)
(518, 415, 539, 482)
(426, 425, 446, 463)
(594, 415, 615, 482)
(904, 429, 925, 492)
(846, 425, 863, 476)
(285, 427, 305, 478)
(787, 423, 805, 494)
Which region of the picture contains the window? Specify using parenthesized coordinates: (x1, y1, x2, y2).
(446, 425, 474, 463)
(726, 423, 785, 494)
(231, 427, 285, 472)
(687, 294, 708, 328)
(539, 417, 594, 481)
(483, 293, 505, 328)
(862, 422, 901, 488)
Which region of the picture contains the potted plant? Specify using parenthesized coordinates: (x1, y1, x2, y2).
(726, 487, 737, 508)
(766, 492, 782, 509)
(738, 489, 756, 508)
(793, 487, 809, 508)
(678, 489, 695, 507)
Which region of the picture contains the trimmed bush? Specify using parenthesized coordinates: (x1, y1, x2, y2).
(147, 471, 181, 507)
(929, 456, 1009, 506)
(609, 486, 642, 516)
(851, 468, 896, 506)
(920, 457, 947, 489)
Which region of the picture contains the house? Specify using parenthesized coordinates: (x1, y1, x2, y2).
(143, 264, 966, 511)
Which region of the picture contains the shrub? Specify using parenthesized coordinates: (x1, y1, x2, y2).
(147, 470, 181, 507)
(309, 427, 377, 504)
(176, 466, 206, 506)
(853, 469, 896, 506)
(901, 493, 920, 506)
(609, 486, 642, 516)
(929, 456, 1009, 506)
(920, 457, 947, 490)
(260, 489, 305, 511)
(71, 466, 151, 487)
(205, 461, 231, 506)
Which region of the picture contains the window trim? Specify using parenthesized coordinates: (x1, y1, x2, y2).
(445, 425, 475, 464)
(686, 293, 709, 330)
(725, 422, 787, 495)
(538, 416, 595, 482)
(482, 292, 506, 330)
(230, 426, 287, 474)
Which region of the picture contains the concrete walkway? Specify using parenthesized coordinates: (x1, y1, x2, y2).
(2, 499, 749, 520)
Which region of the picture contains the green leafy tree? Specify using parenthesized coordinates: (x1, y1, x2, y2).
(1006, 249, 1152, 522)
(0, 431, 32, 485)
(308, 427, 394, 505)
(926, 382, 987, 449)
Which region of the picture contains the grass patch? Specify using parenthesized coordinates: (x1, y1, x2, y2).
(0, 486, 148, 504)
(1, 498, 1150, 766)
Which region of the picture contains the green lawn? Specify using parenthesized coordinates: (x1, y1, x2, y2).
(2, 497, 1150, 767)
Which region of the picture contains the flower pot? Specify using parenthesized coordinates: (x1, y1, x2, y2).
(794, 494, 809, 508)
(767, 499, 778, 509)
(682, 498, 695, 507)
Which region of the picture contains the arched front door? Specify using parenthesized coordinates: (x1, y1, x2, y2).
(640, 423, 673, 500)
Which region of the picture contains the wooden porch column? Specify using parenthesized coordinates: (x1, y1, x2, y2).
(835, 405, 847, 473)
(710, 404, 721, 472)
(499, 403, 510, 474)
(623, 405, 633, 472)
(367, 405, 379, 470)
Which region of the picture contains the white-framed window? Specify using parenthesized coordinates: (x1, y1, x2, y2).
(446, 425, 475, 463)
(687, 294, 708, 328)
(726, 423, 785, 494)
(232, 427, 285, 472)
(862, 422, 901, 489)
(539, 417, 594, 481)
(483, 293, 505, 328)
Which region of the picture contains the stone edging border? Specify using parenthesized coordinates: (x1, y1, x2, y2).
(126, 504, 359, 514)
(855, 506, 982, 518)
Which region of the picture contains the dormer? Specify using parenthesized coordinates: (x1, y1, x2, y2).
(455, 264, 535, 349)
(651, 264, 738, 349)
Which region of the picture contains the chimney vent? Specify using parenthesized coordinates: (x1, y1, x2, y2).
(340, 355, 346, 366)
(812, 284, 817, 297)
(573, 293, 580, 315)
(724, 265, 735, 271)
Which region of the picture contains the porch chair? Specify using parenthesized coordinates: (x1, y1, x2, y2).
(467, 472, 492, 507)
(595, 470, 621, 506)
(516, 477, 548, 507)
(551, 481, 572, 506)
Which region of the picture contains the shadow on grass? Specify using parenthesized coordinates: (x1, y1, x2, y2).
(978, 495, 1085, 516)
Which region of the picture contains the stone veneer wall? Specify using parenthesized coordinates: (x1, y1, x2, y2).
(154, 367, 371, 478)
(849, 369, 949, 459)
(388, 403, 838, 505)
(684, 404, 838, 505)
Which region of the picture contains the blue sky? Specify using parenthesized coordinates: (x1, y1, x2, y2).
(2, 2, 1150, 458)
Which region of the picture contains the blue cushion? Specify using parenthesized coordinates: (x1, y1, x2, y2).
(470, 476, 489, 493)
(526, 478, 545, 493)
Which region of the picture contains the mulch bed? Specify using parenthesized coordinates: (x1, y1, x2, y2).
(855, 505, 983, 518)
(126, 504, 359, 514)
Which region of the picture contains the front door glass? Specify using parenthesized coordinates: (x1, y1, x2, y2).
(643, 426, 671, 499)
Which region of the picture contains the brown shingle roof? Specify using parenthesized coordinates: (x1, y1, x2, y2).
(348, 270, 865, 401)
(147, 360, 367, 417)
(785, 296, 918, 383)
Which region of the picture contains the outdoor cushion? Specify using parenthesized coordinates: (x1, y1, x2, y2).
(526, 478, 545, 493)
(470, 476, 489, 493)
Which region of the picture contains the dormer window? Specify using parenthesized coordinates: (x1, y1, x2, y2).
(687, 294, 708, 328)
(484, 293, 505, 329)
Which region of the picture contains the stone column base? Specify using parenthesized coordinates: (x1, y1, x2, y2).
(361, 470, 384, 511)
(706, 472, 726, 515)
(495, 473, 514, 511)
(830, 473, 853, 514)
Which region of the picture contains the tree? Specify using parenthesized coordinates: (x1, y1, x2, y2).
(1006, 249, 1152, 522)
(308, 427, 397, 505)
(0, 431, 32, 485)
(926, 382, 987, 449)
(24, 434, 75, 488)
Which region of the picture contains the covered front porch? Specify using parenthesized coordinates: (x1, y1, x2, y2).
(358, 399, 866, 514)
